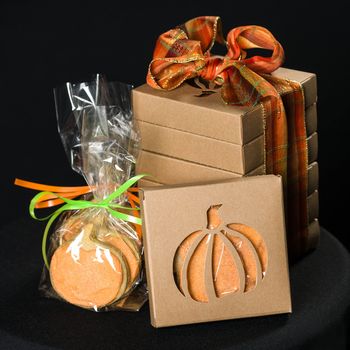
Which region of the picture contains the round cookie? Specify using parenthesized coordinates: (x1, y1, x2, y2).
(58, 216, 85, 243)
(50, 223, 129, 308)
(100, 233, 141, 294)
(50, 244, 125, 308)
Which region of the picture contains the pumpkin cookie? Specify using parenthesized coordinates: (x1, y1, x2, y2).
(227, 223, 268, 277)
(212, 234, 240, 297)
(223, 231, 257, 292)
(50, 224, 128, 308)
(173, 205, 268, 302)
(99, 232, 141, 294)
(173, 230, 203, 296)
(58, 215, 85, 243)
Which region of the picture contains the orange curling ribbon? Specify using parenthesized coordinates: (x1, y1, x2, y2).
(14, 178, 142, 239)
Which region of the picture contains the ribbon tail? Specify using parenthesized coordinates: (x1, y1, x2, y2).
(14, 178, 91, 194)
(108, 208, 142, 226)
(42, 208, 65, 269)
(100, 174, 149, 204)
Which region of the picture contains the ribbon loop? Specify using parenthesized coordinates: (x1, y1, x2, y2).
(147, 16, 284, 106)
(17, 175, 147, 269)
(147, 17, 310, 258)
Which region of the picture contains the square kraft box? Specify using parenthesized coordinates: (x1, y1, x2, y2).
(136, 152, 318, 194)
(137, 103, 317, 175)
(133, 67, 317, 146)
(138, 122, 264, 174)
(140, 175, 291, 327)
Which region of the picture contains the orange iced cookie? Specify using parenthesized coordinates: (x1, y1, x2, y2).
(227, 223, 268, 278)
(186, 235, 209, 302)
(223, 232, 257, 291)
(173, 230, 203, 296)
(101, 233, 141, 292)
(212, 234, 240, 297)
(50, 223, 129, 308)
(173, 205, 268, 302)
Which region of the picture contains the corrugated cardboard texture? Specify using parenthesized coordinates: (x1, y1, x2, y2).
(139, 122, 264, 174)
(141, 176, 291, 327)
(133, 67, 317, 145)
(307, 132, 318, 164)
(137, 151, 265, 185)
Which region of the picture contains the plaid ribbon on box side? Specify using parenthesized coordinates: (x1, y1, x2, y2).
(147, 16, 309, 259)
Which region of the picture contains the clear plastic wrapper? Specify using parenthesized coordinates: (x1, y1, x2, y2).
(39, 74, 146, 311)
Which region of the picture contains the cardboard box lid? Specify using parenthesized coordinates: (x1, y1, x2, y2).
(136, 150, 265, 185)
(141, 175, 291, 327)
(133, 67, 317, 145)
(139, 121, 264, 174)
(137, 152, 319, 190)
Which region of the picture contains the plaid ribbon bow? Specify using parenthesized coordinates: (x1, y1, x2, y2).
(147, 16, 309, 259)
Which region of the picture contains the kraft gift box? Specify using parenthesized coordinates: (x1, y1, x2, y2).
(134, 66, 320, 256)
(133, 68, 318, 193)
(140, 175, 291, 327)
(137, 108, 317, 176)
(133, 67, 316, 146)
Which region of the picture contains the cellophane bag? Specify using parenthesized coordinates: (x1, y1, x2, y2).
(39, 74, 147, 311)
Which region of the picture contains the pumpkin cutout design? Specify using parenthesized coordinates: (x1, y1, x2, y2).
(50, 215, 141, 309)
(173, 204, 268, 303)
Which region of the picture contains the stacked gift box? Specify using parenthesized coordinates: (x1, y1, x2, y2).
(133, 67, 320, 254)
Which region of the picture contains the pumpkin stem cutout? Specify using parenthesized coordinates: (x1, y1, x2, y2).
(173, 205, 268, 303)
(207, 204, 222, 229)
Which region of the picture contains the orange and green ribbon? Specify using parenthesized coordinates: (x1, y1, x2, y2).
(15, 174, 146, 269)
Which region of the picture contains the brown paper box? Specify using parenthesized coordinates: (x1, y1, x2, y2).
(139, 122, 318, 175)
(307, 132, 318, 164)
(141, 175, 291, 327)
(306, 104, 317, 136)
(140, 177, 319, 229)
(137, 151, 319, 191)
(274, 68, 317, 108)
(308, 162, 319, 195)
(139, 121, 264, 174)
(139, 178, 163, 187)
(307, 190, 319, 223)
(137, 150, 265, 185)
(133, 67, 317, 145)
(138, 123, 316, 176)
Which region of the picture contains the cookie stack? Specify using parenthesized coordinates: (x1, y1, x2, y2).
(50, 214, 142, 309)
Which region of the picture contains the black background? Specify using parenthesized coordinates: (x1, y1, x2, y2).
(1, 1, 349, 251)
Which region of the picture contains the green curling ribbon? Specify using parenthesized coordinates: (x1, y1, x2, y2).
(29, 174, 147, 269)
